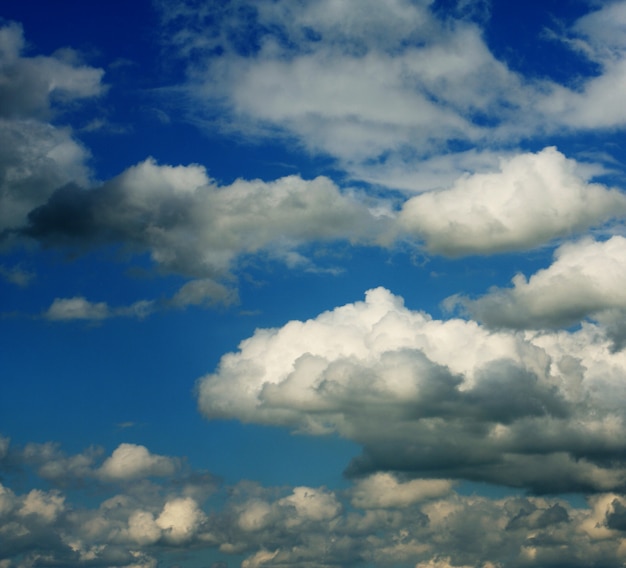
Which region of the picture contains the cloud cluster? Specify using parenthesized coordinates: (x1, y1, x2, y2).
(157, 0, 626, 188)
(6, 436, 626, 567)
(197, 287, 626, 493)
(158, 0, 529, 180)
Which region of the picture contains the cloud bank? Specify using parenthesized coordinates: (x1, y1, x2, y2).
(197, 287, 626, 493)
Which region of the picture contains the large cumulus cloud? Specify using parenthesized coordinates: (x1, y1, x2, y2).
(197, 287, 626, 493)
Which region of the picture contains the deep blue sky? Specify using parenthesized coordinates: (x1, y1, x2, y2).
(3, 1, 626, 567)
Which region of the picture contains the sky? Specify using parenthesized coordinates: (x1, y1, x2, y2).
(5, 0, 626, 566)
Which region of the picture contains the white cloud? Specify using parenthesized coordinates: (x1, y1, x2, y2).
(0, 22, 101, 236)
(456, 236, 626, 328)
(44, 296, 110, 321)
(197, 287, 626, 493)
(538, 1, 626, 130)
(156, 497, 206, 545)
(98, 444, 179, 482)
(24, 159, 386, 279)
(351, 473, 453, 509)
(0, 22, 104, 120)
(43, 296, 155, 322)
(398, 147, 626, 255)
(0, 264, 34, 287)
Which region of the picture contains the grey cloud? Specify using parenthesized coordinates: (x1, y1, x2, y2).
(456, 237, 626, 330)
(0, 22, 104, 120)
(21, 158, 386, 281)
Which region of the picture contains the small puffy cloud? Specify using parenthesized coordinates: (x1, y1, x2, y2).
(351, 473, 453, 509)
(18, 489, 65, 523)
(170, 278, 238, 308)
(98, 443, 179, 482)
(398, 147, 626, 255)
(0, 264, 34, 287)
(278, 486, 341, 526)
(456, 236, 626, 329)
(197, 287, 626, 493)
(43, 296, 155, 322)
(44, 296, 110, 321)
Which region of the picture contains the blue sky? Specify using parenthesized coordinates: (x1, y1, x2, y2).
(4, 0, 626, 566)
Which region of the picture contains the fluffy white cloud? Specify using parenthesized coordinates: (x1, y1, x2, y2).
(197, 287, 626, 493)
(98, 444, 179, 481)
(398, 147, 626, 255)
(538, 1, 626, 130)
(351, 473, 453, 509)
(157, 0, 626, 194)
(44, 296, 111, 321)
(456, 236, 626, 328)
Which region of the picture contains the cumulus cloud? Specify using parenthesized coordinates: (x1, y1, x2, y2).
(351, 473, 454, 509)
(98, 443, 179, 481)
(197, 287, 626, 493)
(398, 148, 626, 255)
(455, 236, 626, 329)
(21, 158, 385, 280)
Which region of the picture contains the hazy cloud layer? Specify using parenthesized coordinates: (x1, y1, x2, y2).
(197, 287, 626, 493)
(6, 436, 626, 567)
